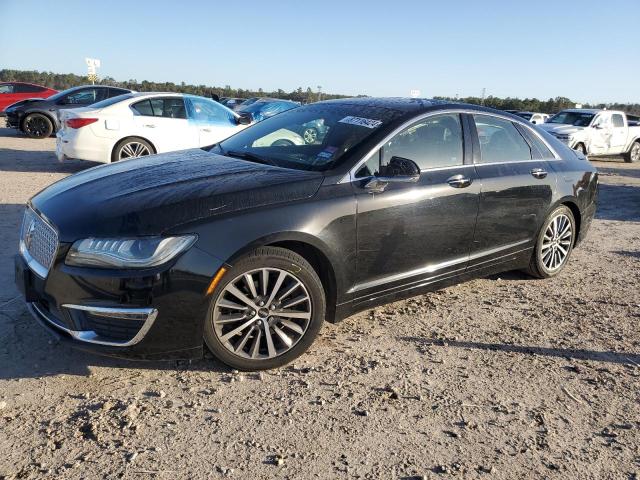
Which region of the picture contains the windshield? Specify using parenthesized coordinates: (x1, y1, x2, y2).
(91, 93, 134, 109)
(216, 104, 399, 172)
(548, 111, 595, 127)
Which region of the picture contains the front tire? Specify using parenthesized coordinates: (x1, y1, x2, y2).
(624, 141, 640, 163)
(527, 205, 576, 279)
(204, 247, 326, 370)
(573, 143, 587, 155)
(22, 113, 53, 139)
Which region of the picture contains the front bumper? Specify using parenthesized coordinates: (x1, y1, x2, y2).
(5, 111, 21, 128)
(15, 243, 225, 360)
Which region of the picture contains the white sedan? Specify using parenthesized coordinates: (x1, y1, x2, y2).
(56, 92, 251, 163)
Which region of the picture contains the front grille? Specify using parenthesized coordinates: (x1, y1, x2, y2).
(20, 207, 58, 277)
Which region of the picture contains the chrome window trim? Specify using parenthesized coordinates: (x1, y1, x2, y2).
(339, 108, 561, 184)
(29, 302, 158, 347)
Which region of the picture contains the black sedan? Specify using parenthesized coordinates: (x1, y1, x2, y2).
(15, 98, 598, 370)
(5, 85, 131, 138)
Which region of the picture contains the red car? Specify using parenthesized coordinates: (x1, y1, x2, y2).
(0, 82, 58, 113)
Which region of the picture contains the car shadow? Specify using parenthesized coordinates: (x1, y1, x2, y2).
(399, 336, 640, 367)
(0, 146, 100, 174)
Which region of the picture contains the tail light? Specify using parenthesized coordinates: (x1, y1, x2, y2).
(66, 118, 98, 129)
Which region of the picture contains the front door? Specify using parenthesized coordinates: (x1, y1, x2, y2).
(470, 114, 556, 264)
(353, 113, 480, 299)
(589, 112, 613, 155)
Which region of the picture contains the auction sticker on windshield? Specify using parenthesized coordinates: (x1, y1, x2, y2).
(338, 116, 383, 129)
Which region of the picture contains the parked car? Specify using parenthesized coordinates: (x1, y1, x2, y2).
(236, 98, 300, 122)
(0, 82, 58, 112)
(221, 97, 245, 110)
(515, 111, 549, 124)
(5, 85, 132, 138)
(56, 92, 251, 163)
(16, 98, 598, 370)
(539, 109, 640, 162)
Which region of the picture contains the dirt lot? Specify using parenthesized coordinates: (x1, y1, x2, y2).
(0, 119, 638, 480)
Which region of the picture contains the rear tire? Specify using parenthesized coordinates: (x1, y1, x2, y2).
(203, 247, 326, 370)
(22, 113, 53, 139)
(527, 205, 576, 279)
(624, 140, 640, 163)
(112, 137, 154, 162)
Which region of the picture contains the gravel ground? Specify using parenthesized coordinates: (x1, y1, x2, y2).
(0, 120, 638, 480)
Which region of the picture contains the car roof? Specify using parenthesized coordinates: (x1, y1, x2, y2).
(314, 97, 513, 117)
(558, 108, 602, 114)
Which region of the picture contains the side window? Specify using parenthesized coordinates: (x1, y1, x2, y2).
(133, 98, 186, 118)
(473, 115, 532, 163)
(131, 99, 154, 116)
(0, 84, 14, 94)
(15, 84, 45, 93)
(612, 114, 624, 128)
(108, 88, 128, 98)
(381, 113, 464, 170)
(62, 88, 102, 105)
(187, 97, 233, 124)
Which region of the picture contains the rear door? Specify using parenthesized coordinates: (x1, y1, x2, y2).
(609, 113, 628, 154)
(130, 97, 198, 153)
(469, 113, 556, 266)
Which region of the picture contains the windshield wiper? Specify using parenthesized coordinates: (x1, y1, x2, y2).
(224, 149, 277, 166)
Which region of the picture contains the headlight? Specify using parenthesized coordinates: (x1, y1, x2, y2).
(65, 235, 197, 268)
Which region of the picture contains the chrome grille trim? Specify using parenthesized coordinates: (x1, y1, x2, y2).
(19, 207, 59, 278)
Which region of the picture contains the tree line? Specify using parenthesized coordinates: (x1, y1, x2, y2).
(0, 69, 350, 103)
(1, 69, 638, 114)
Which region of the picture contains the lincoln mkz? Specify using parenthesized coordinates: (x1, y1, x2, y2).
(15, 98, 598, 370)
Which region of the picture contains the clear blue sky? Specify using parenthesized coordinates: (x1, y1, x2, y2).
(1, 0, 638, 103)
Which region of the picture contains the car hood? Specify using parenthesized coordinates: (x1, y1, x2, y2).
(537, 123, 585, 135)
(31, 149, 324, 241)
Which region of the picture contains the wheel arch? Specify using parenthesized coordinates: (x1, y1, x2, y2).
(224, 232, 342, 323)
(554, 198, 582, 246)
(20, 110, 56, 132)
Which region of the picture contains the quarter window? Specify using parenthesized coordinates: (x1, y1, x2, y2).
(473, 115, 532, 163)
(381, 113, 464, 170)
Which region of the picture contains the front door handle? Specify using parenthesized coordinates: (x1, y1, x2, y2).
(142, 124, 156, 128)
(531, 168, 548, 179)
(447, 174, 472, 188)
(200, 128, 212, 133)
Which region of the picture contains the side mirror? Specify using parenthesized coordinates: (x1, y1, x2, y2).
(364, 156, 420, 193)
(236, 113, 252, 125)
(592, 123, 602, 129)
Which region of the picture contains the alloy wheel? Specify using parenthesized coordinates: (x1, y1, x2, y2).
(24, 116, 49, 137)
(212, 268, 312, 359)
(302, 127, 318, 144)
(119, 142, 151, 160)
(541, 213, 573, 271)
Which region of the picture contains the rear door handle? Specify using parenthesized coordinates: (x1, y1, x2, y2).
(530, 168, 548, 179)
(447, 174, 472, 188)
(143, 124, 156, 128)
(200, 128, 211, 132)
